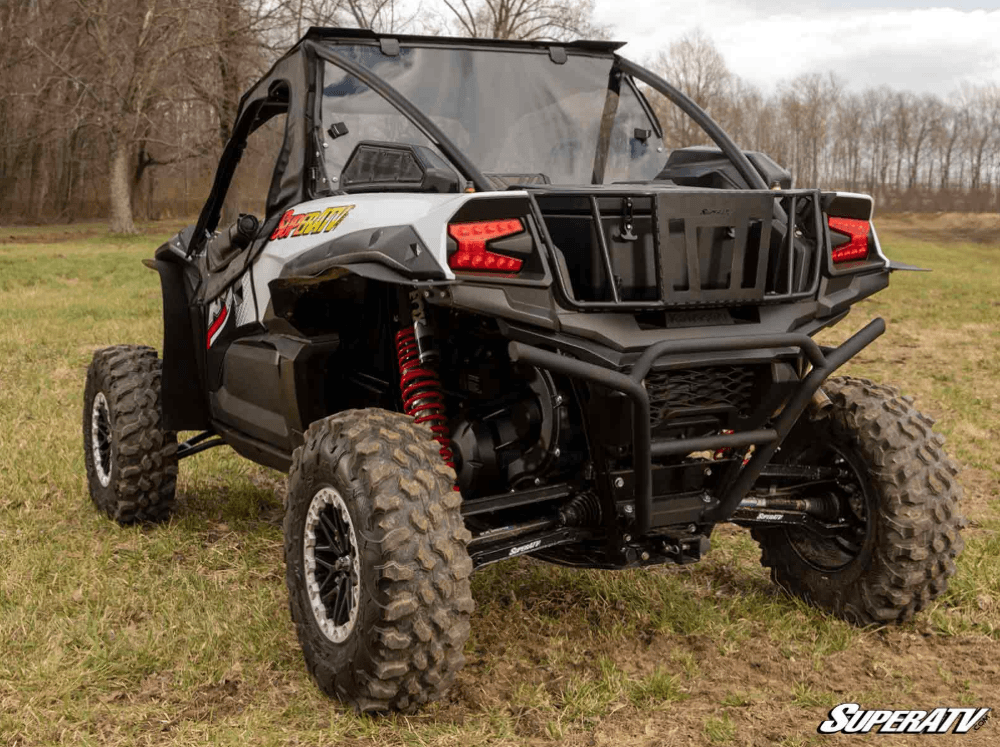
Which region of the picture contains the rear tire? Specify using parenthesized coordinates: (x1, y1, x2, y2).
(83, 345, 178, 524)
(284, 408, 474, 713)
(752, 376, 964, 625)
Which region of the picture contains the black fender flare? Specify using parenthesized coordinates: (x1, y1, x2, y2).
(144, 255, 212, 431)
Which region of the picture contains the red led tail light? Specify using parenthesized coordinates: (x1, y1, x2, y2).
(447, 219, 524, 274)
(828, 217, 871, 263)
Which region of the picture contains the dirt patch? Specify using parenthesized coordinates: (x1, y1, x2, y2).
(878, 212, 1000, 246)
(0, 219, 191, 245)
(1, 228, 108, 245)
(962, 468, 1000, 527)
(451, 619, 1000, 746)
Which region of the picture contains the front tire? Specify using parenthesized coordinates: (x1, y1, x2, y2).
(752, 376, 964, 625)
(284, 408, 474, 713)
(82, 345, 178, 524)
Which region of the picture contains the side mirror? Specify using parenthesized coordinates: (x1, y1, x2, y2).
(340, 141, 460, 194)
(206, 214, 259, 273)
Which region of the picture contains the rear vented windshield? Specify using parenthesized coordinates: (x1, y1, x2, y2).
(319, 45, 664, 187)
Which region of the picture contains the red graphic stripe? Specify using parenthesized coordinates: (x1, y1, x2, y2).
(206, 305, 228, 349)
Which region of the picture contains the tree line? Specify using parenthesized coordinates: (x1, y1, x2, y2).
(651, 31, 1000, 215)
(1, 1, 996, 233)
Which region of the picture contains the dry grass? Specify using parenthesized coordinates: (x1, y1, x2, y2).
(876, 211, 1000, 245)
(0, 215, 997, 746)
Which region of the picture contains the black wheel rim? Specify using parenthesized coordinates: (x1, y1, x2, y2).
(304, 487, 360, 642)
(785, 442, 874, 572)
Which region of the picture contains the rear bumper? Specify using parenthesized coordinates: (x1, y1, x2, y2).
(508, 317, 885, 534)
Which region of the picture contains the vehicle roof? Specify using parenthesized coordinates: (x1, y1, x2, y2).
(299, 26, 627, 54)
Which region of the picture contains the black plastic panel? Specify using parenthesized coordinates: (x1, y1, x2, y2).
(210, 334, 340, 452)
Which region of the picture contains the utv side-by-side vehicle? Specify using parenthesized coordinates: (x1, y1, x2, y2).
(83, 28, 964, 712)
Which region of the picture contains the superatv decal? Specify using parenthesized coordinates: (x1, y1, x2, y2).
(269, 204, 355, 240)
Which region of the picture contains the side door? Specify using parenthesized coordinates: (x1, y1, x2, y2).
(201, 102, 289, 384)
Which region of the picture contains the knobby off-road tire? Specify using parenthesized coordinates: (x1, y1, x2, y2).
(82, 345, 178, 524)
(752, 376, 964, 625)
(284, 408, 474, 713)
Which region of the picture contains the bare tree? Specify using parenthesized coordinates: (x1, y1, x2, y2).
(439, 0, 607, 41)
(833, 92, 866, 191)
(9, 1, 1000, 228)
(647, 30, 731, 149)
(21, 1, 205, 233)
(907, 94, 940, 190)
(937, 103, 964, 191)
(778, 73, 840, 187)
(962, 85, 1000, 191)
(344, 0, 410, 31)
(889, 91, 913, 191)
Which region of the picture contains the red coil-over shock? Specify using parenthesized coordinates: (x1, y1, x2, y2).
(395, 312, 456, 474)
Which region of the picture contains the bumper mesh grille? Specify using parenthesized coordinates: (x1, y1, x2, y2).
(645, 366, 756, 424)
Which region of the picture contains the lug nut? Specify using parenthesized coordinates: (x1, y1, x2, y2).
(641, 551, 650, 561)
(614, 477, 625, 488)
(623, 534, 632, 542)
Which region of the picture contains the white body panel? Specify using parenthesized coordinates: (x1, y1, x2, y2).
(251, 191, 528, 320)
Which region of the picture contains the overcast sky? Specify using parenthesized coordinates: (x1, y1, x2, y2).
(594, 1, 1000, 98)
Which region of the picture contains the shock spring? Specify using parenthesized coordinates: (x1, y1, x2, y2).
(395, 326, 456, 471)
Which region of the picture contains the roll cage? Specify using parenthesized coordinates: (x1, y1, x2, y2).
(191, 27, 767, 255)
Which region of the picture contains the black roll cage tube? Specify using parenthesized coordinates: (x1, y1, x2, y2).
(613, 57, 767, 191)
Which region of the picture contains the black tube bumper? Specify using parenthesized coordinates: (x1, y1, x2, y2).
(508, 317, 885, 535)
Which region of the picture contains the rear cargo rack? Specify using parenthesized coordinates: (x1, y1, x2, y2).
(534, 188, 825, 309)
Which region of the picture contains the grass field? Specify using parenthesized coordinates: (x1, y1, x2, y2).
(1, 215, 998, 746)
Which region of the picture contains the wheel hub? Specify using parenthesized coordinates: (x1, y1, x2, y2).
(303, 487, 361, 643)
(788, 448, 873, 572)
(91, 392, 112, 488)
